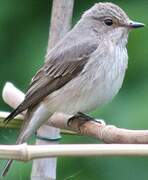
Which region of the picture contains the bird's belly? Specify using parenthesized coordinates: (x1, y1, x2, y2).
(45, 68, 125, 115)
(45, 44, 127, 115)
(75, 72, 124, 112)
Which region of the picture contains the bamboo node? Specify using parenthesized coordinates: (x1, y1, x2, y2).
(20, 143, 30, 161)
(100, 125, 116, 141)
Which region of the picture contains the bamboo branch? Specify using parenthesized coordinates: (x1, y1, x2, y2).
(1, 144, 148, 161)
(2, 0, 74, 179)
(32, 0, 74, 179)
(47, 0, 74, 51)
(2, 83, 148, 144)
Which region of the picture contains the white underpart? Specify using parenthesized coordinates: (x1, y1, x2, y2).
(45, 39, 128, 115)
(19, 104, 51, 142)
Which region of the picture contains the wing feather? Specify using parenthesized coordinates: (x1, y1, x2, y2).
(4, 40, 98, 123)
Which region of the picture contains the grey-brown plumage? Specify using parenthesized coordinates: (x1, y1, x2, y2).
(4, 40, 98, 124)
(1, 21, 98, 177)
(1, 2, 144, 176)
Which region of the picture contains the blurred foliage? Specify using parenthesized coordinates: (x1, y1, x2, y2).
(0, 0, 148, 179)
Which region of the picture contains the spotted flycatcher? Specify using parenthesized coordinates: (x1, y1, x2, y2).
(1, 2, 144, 176)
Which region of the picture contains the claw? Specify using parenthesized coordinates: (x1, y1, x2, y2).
(67, 112, 101, 127)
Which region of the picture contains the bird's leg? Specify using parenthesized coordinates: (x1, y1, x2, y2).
(67, 112, 105, 128)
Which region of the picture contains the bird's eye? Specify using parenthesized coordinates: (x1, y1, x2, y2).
(104, 19, 113, 26)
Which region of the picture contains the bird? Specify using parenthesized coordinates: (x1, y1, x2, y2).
(1, 2, 144, 176)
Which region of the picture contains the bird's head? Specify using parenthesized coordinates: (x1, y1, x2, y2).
(82, 2, 144, 45)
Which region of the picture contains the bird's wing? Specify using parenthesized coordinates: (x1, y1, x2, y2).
(4, 40, 98, 123)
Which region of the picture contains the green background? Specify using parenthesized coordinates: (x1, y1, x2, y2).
(0, 0, 148, 179)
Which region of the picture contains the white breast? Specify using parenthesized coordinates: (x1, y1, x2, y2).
(45, 43, 128, 115)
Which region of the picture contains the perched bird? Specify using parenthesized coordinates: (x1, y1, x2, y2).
(1, 2, 144, 176)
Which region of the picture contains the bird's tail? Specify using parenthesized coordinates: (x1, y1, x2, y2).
(1, 103, 51, 176)
(1, 109, 31, 177)
(1, 135, 25, 177)
(1, 160, 13, 177)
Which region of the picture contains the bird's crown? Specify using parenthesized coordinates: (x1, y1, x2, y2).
(82, 2, 129, 23)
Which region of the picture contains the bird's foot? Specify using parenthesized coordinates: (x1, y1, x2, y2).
(67, 112, 105, 127)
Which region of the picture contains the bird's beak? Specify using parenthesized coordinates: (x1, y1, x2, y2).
(128, 21, 145, 29)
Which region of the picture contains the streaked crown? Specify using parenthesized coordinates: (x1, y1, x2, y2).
(83, 2, 130, 23)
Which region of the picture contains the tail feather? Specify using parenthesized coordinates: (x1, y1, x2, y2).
(1, 105, 28, 176)
(1, 133, 26, 176)
(1, 104, 50, 176)
(1, 160, 13, 177)
(1, 108, 34, 176)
